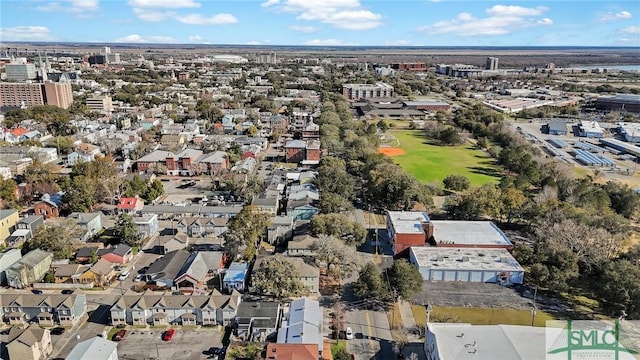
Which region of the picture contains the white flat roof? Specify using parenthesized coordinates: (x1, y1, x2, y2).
(410, 247, 524, 272)
(431, 221, 512, 246)
(387, 211, 430, 234)
(579, 120, 603, 132)
(429, 323, 552, 360)
(618, 122, 640, 135)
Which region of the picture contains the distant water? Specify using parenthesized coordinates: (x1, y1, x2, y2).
(571, 64, 640, 71)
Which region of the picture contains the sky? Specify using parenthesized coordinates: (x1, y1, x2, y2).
(0, 0, 638, 47)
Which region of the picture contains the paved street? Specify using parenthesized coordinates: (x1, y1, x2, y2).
(117, 329, 223, 360)
(345, 306, 394, 360)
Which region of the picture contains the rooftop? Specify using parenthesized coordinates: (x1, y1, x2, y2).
(65, 336, 118, 360)
(410, 247, 524, 272)
(579, 120, 603, 132)
(431, 221, 512, 247)
(387, 211, 430, 234)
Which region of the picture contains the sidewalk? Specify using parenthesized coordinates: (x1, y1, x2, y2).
(398, 300, 417, 329)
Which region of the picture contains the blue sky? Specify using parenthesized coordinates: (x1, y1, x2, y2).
(0, 0, 638, 46)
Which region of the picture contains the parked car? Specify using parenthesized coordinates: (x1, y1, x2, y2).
(345, 327, 354, 340)
(162, 328, 175, 341)
(61, 289, 74, 295)
(118, 269, 131, 281)
(31, 289, 43, 295)
(50, 327, 65, 335)
(113, 329, 127, 341)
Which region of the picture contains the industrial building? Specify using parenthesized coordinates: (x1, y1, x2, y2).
(600, 138, 640, 159)
(342, 82, 394, 100)
(428, 221, 513, 250)
(541, 119, 569, 135)
(617, 122, 640, 143)
(425, 323, 550, 360)
(409, 247, 524, 284)
(595, 94, 640, 113)
(386, 211, 431, 255)
(577, 120, 604, 138)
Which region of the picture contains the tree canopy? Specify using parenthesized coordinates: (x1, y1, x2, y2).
(251, 256, 305, 298)
(23, 219, 83, 260)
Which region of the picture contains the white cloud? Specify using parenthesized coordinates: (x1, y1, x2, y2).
(132, 8, 175, 21)
(188, 35, 204, 42)
(127, 0, 200, 8)
(0, 26, 57, 41)
(600, 11, 632, 22)
(261, 0, 280, 7)
(176, 13, 237, 25)
(305, 38, 346, 45)
(264, 0, 383, 30)
(36, 0, 99, 16)
(289, 25, 317, 33)
(112, 34, 176, 43)
(247, 41, 262, 45)
(418, 4, 553, 36)
(621, 26, 640, 34)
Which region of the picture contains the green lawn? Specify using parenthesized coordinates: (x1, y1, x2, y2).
(412, 305, 555, 328)
(331, 340, 347, 357)
(388, 130, 501, 186)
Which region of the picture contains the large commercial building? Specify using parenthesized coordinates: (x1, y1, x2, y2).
(391, 62, 427, 72)
(486, 57, 499, 70)
(409, 247, 524, 284)
(86, 95, 114, 113)
(342, 82, 394, 100)
(0, 81, 73, 109)
(5, 61, 37, 81)
(595, 94, 640, 113)
(617, 122, 640, 142)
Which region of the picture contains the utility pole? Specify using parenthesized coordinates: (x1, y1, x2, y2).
(531, 286, 538, 326)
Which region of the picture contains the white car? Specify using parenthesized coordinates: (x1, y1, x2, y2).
(345, 327, 354, 340)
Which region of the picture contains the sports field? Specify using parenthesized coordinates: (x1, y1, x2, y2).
(382, 130, 501, 186)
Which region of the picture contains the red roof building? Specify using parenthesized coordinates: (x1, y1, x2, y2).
(116, 196, 144, 214)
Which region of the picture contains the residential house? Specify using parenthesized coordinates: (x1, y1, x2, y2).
(146, 249, 191, 289)
(233, 136, 268, 150)
(99, 244, 133, 264)
(301, 120, 320, 140)
(6, 249, 53, 289)
(65, 337, 118, 360)
(74, 244, 104, 263)
(223, 262, 249, 293)
(6, 324, 52, 360)
(0, 209, 20, 242)
(109, 290, 241, 327)
(235, 301, 282, 342)
(286, 235, 318, 257)
(231, 157, 257, 173)
(267, 215, 293, 245)
(69, 212, 102, 242)
(287, 203, 319, 222)
(134, 214, 159, 238)
(160, 134, 185, 147)
(222, 115, 236, 133)
(0, 293, 87, 326)
(116, 196, 144, 214)
(156, 232, 189, 255)
(254, 257, 319, 294)
(0, 249, 22, 285)
(67, 143, 103, 166)
(33, 193, 64, 219)
(265, 343, 318, 360)
(277, 298, 324, 356)
(14, 215, 44, 240)
(251, 196, 279, 216)
(197, 151, 229, 175)
(78, 258, 116, 287)
(135, 150, 174, 173)
(54, 264, 89, 284)
(242, 145, 262, 160)
(262, 114, 288, 134)
(174, 251, 226, 294)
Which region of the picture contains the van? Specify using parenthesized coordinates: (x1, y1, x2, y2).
(118, 270, 131, 281)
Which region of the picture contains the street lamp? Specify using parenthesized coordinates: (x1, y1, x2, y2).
(426, 304, 433, 325)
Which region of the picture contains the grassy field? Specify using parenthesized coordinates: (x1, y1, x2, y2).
(331, 340, 347, 357)
(412, 305, 555, 328)
(388, 130, 501, 186)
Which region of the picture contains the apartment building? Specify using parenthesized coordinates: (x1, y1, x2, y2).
(0, 81, 73, 109)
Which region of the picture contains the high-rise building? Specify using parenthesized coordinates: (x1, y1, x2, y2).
(342, 82, 395, 100)
(86, 95, 114, 113)
(5, 60, 37, 81)
(256, 52, 277, 64)
(486, 57, 499, 70)
(0, 81, 73, 109)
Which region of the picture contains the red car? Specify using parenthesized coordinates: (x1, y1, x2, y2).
(162, 328, 175, 341)
(113, 329, 127, 341)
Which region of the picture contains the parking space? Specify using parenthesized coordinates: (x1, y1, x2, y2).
(412, 281, 533, 309)
(117, 329, 223, 360)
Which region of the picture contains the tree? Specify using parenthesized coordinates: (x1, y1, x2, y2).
(23, 219, 83, 260)
(377, 119, 389, 132)
(596, 260, 640, 319)
(333, 349, 351, 360)
(64, 175, 96, 212)
(383, 259, 423, 300)
(319, 192, 354, 213)
(353, 262, 388, 300)
(114, 213, 141, 247)
(310, 235, 362, 279)
(0, 178, 18, 209)
(142, 179, 165, 203)
(442, 174, 470, 192)
(225, 206, 270, 260)
(310, 213, 366, 246)
(251, 256, 305, 298)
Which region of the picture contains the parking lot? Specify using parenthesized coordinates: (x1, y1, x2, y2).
(116, 328, 223, 360)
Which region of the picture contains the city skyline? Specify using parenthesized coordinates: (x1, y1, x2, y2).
(0, 0, 638, 47)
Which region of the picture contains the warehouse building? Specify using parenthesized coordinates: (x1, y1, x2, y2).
(409, 247, 524, 284)
(617, 122, 640, 143)
(595, 94, 640, 113)
(541, 119, 569, 135)
(577, 120, 604, 138)
(428, 221, 513, 251)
